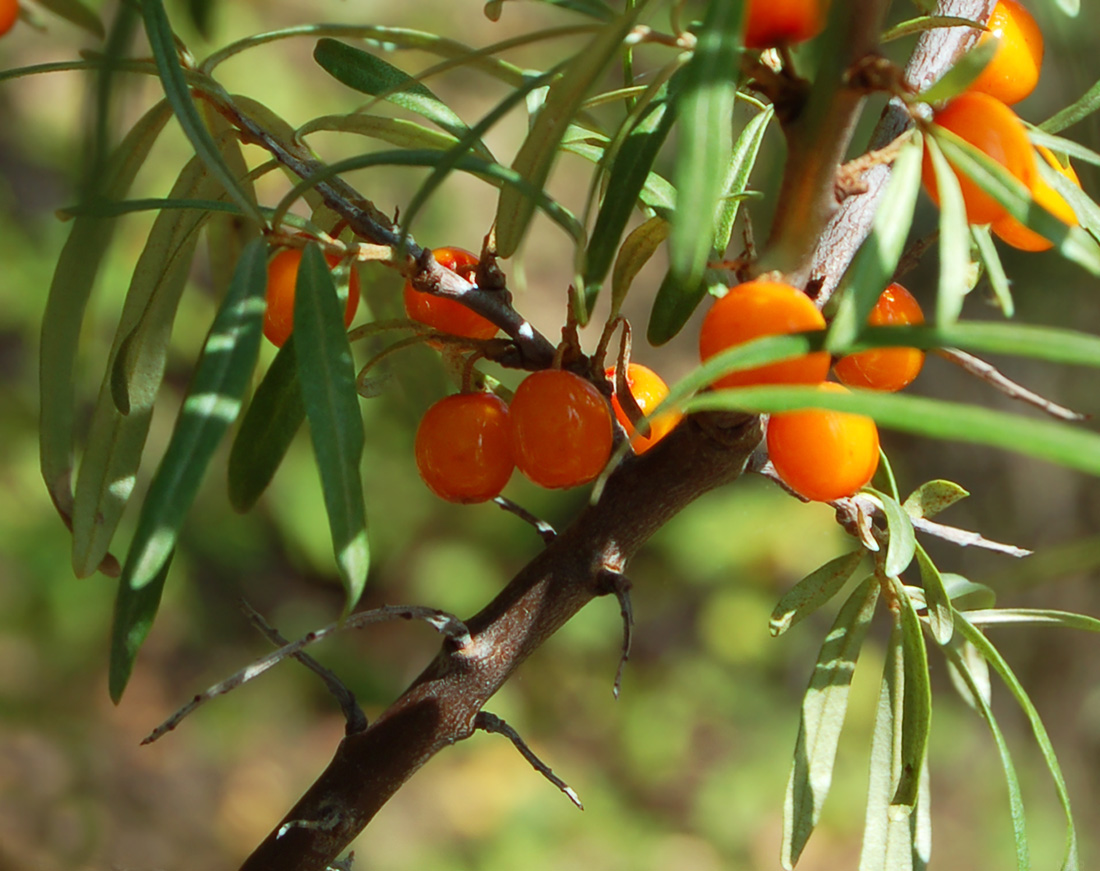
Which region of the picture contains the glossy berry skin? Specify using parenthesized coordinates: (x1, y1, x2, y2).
(698, 280, 830, 390)
(0, 0, 17, 36)
(766, 383, 880, 503)
(968, 0, 1043, 106)
(263, 248, 360, 348)
(415, 393, 514, 503)
(605, 363, 682, 454)
(511, 369, 613, 489)
(834, 284, 925, 392)
(991, 146, 1080, 251)
(743, 0, 827, 49)
(921, 92, 1037, 226)
(403, 246, 498, 340)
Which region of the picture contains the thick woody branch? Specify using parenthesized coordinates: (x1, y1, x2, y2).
(240, 412, 762, 871)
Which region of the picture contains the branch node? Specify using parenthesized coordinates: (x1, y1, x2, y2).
(475, 711, 583, 810)
(277, 806, 343, 840)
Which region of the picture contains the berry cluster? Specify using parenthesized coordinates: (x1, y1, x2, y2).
(699, 279, 925, 503)
(921, 0, 1081, 252)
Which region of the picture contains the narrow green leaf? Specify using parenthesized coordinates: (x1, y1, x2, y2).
(945, 635, 991, 711)
(902, 479, 969, 520)
(914, 543, 953, 645)
(294, 245, 370, 611)
(713, 104, 774, 255)
(1051, 0, 1079, 17)
(646, 269, 724, 346)
(942, 574, 996, 610)
(228, 339, 305, 513)
(917, 38, 998, 105)
(925, 135, 972, 326)
(1026, 129, 1100, 168)
(1040, 78, 1100, 134)
(770, 550, 864, 636)
(782, 577, 880, 869)
(610, 215, 668, 318)
(873, 491, 917, 578)
(299, 113, 463, 152)
(970, 224, 1014, 317)
(485, 0, 614, 20)
(108, 240, 267, 702)
(944, 640, 1029, 871)
(142, 0, 265, 225)
(881, 14, 985, 43)
(34, 0, 104, 36)
(956, 614, 1079, 871)
(668, 0, 743, 289)
(891, 578, 931, 812)
(494, 5, 643, 257)
(312, 39, 492, 161)
(826, 137, 922, 352)
(40, 101, 172, 543)
(71, 156, 215, 578)
(583, 93, 675, 299)
(913, 759, 931, 871)
(960, 608, 1100, 632)
(682, 385, 1100, 481)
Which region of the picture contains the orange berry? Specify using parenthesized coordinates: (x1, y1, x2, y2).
(403, 246, 499, 341)
(0, 0, 17, 36)
(263, 248, 360, 348)
(833, 284, 924, 392)
(698, 280, 830, 390)
(605, 363, 682, 454)
(766, 383, 880, 502)
(967, 0, 1043, 106)
(511, 369, 613, 489)
(991, 145, 1080, 251)
(921, 92, 1037, 226)
(415, 393, 514, 503)
(743, 0, 827, 49)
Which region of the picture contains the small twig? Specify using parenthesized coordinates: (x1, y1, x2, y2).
(835, 130, 914, 200)
(241, 600, 368, 736)
(493, 496, 557, 544)
(892, 230, 939, 283)
(936, 347, 1087, 421)
(474, 711, 583, 810)
(596, 570, 634, 700)
(143, 606, 471, 745)
(912, 514, 1032, 557)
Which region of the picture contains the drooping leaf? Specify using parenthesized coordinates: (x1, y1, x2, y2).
(970, 224, 1014, 316)
(782, 577, 880, 869)
(915, 544, 954, 645)
(925, 134, 974, 326)
(494, 5, 644, 257)
(227, 339, 306, 513)
(960, 608, 1100, 632)
(1040, 78, 1100, 134)
(610, 216, 669, 318)
(770, 550, 864, 636)
(891, 577, 932, 812)
(108, 240, 268, 702)
(40, 101, 172, 551)
(294, 245, 370, 612)
(873, 490, 917, 578)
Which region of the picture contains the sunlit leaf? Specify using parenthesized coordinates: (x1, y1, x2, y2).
(1040, 78, 1100, 134)
(881, 14, 984, 43)
(108, 240, 267, 702)
(960, 608, 1100, 632)
(782, 577, 880, 869)
(294, 245, 370, 612)
(610, 216, 668, 318)
(914, 544, 953, 645)
(891, 578, 931, 812)
(770, 550, 864, 636)
(873, 490, 917, 578)
(299, 114, 463, 152)
(970, 224, 1013, 317)
(917, 38, 997, 105)
(902, 479, 969, 519)
(713, 103, 774, 255)
(924, 135, 971, 326)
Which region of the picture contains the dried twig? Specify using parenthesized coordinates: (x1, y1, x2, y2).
(912, 514, 1032, 557)
(596, 570, 634, 699)
(493, 496, 557, 543)
(474, 712, 583, 809)
(935, 348, 1087, 421)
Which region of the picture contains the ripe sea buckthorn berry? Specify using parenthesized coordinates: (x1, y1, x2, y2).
(263, 248, 360, 348)
(991, 146, 1080, 251)
(833, 283, 925, 392)
(921, 92, 1037, 226)
(0, 0, 17, 36)
(698, 280, 830, 390)
(511, 369, 613, 489)
(766, 383, 880, 503)
(967, 0, 1043, 106)
(743, 0, 827, 49)
(403, 246, 499, 341)
(415, 392, 514, 503)
(605, 363, 683, 454)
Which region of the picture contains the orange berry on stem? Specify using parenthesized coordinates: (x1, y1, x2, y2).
(967, 0, 1043, 106)
(743, 0, 827, 49)
(403, 246, 499, 341)
(766, 383, 880, 503)
(0, 0, 18, 36)
(991, 145, 1080, 252)
(415, 392, 514, 503)
(698, 280, 830, 389)
(605, 363, 682, 454)
(921, 92, 1037, 226)
(834, 283, 925, 392)
(511, 369, 613, 489)
(263, 247, 360, 348)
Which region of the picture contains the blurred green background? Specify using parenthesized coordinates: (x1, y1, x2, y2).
(3, 0, 1100, 868)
